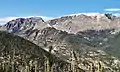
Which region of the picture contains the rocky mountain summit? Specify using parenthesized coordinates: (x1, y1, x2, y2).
(0, 13, 120, 33)
(47, 13, 120, 34)
(0, 13, 120, 72)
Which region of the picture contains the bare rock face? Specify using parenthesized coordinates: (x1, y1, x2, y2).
(0, 17, 47, 32)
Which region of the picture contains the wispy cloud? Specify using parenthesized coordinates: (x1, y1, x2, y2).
(104, 8, 120, 12)
(0, 16, 54, 25)
(1, 12, 120, 25)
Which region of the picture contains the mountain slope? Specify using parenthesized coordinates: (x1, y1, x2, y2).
(0, 31, 86, 72)
(1, 27, 120, 72)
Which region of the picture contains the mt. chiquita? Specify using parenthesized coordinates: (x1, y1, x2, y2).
(0, 13, 120, 72)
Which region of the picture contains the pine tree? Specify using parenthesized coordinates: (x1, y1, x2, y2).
(98, 61, 102, 72)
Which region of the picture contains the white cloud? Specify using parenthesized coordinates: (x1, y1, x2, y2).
(68, 12, 104, 16)
(104, 8, 120, 12)
(0, 16, 54, 25)
(0, 17, 20, 24)
(1, 12, 120, 25)
(54, 12, 104, 19)
(60, 12, 120, 18)
(113, 13, 120, 17)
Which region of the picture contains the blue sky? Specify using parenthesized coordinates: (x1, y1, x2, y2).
(0, 0, 120, 24)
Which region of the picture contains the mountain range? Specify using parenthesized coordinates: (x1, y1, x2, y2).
(0, 13, 120, 72)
